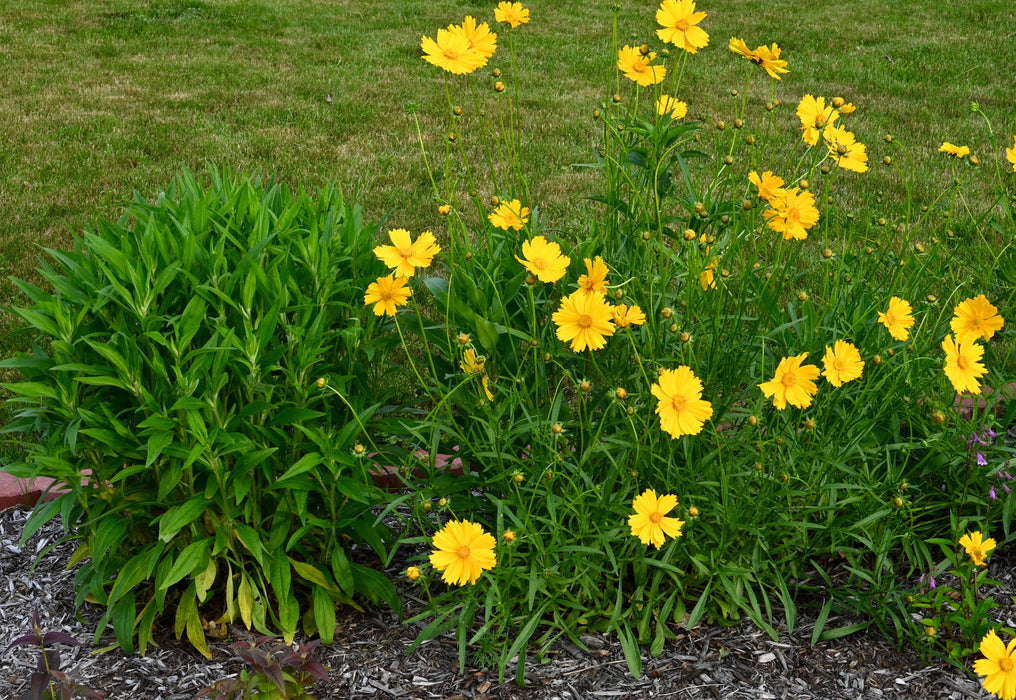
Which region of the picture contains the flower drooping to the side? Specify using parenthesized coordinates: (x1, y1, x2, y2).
(628, 489, 685, 549)
(974, 629, 1016, 700)
(651, 366, 713, 439)
(728, 38, 787, 79)
(656, 0, 709, 53)
(656, 95, 688, 120)
(494, 1, 530, 28)
(748, 170, 787, 204)
(461, 348, 494, 401)
(797, 95, 838, 146)
(939, 141, 971, 158)
(515, 235, 569, 283)
(1007, 135, 1016, 172)
(951, 294, 1004, 345)
(877, 296, 915, 341)
(824, 125, 869, 173)
(758, 353, 821, 410)
(488, 199, 530, 231)
(822, 340, 864, 387)
(960, 530, 996, 567)
(942, 334, 987, 395)
(617, 45, 666, 86)
(577, 256, 610, 296)
(364, 275, 412, 316)
(428, 520, 497, 585)
(762, 187, 819, 240)
(421, 28, 486, 75)
(700, 256, 717, 290)
(612, 304, 647, 327)
(552, 291, 616, 352)
(374, 229, 441, 277)
(449, 16, 497, 65)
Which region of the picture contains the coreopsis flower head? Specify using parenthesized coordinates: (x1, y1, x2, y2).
(577, 256, 610, 296)
(552, 291, 616, 352)
(1007, 136, 1016, 172)
(494, 2, 530, 28)
(700, 256, 717, 290)
(428, 520, 497, 585)
(797, 95, 838, 146)
(628, 488, 685, 549)
(824, 125, 869, 173)
(762, 187, 819, 241)
(758, 352, 821, 410)
(617, 45, 666, 87)
(449, 16, 497, 64)
(975, 629, 1016, 700)
(748, 170, 787, 204)
(488, 199, 530, 231)
(942, 334, 987, 395)
(460, 348, 486, 375)
(877, 296, 915, 341)
(656, 94, 688, 120)
(951, 294, 1004, 344)
(752, 44, 788, 80)
(612, 304, 646, 327)
(833, 98, 856, 114)
(960, 530, 996, 567)
(939, 141, 971, 158)
(406, 566, 421, 581)
(651, 365, 713, 438)
(821, 340, 864, 387)
(516, 235, 569, 283)
(374, 229, 440, 277)
(729, 37, 755, 60)
(364, 275, 412, 316)
(656, 0, 709, 53)
(421, 28, 486, 75)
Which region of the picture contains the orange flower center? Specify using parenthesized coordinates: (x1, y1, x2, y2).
(674, 19, 690, 31)
(1000, 657, 1014, 672)
(632, 61, 647, 73)
(786, 208, 801, 224)
(532, 258, 547, 270)
(649, 512, 662, 523)
(957, 356, 969, 370)
(457, 545, 471, 559)
(577, 314, 594, 329)
(781, 372, 797, 388)
(399, 247, 414, 258)
(833, 358, 846, 371)
(672, 396, 687, 411)
(443, 48, 461, 61)
(379, 289, 394, 302)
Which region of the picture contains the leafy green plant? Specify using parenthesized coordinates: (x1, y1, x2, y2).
(1, 167, 400, 655)
(4, 607, 105, 700)
(196, 636, 328, 700)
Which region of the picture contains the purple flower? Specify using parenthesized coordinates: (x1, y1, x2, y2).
(1005, 483, 1012, 495)
(1002, 471, 1013, 482)
(977, 452, 988, 466)
(989, 486, 997, 501)
(987, 428, 997, 440)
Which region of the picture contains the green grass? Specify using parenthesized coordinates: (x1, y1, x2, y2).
(1, 0, 1014, 362)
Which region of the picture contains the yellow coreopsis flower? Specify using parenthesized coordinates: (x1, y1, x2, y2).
(877, 296, 915, 341)
(488, 199, 530, 231)
(651, 366, 713, 439)
(975, 629, 1016, 700)
(748, 170, 787, 204)
(762, 187, 819, 241)
(494, 1, 530, 28)
(449, 16, 497, 64)
(364, 275, 412, 316)
(960, 530, 996, 567)
(1007, 135, 1016, 172)
(552, 291, 616, 352)
(821, 340, 864, 387)
(942, 334, 987, 395)
(374, 229, 441, 278)
(577, 256, 610, 296)
(656, 94, 688, 120)
(628, 489, 685, 549)
(758, 352, 821, 410)
(824, 126, 869, 173)
(951, 294, 1004, 345)
(617, 45, 666, 87)
(753, 44, 788, 80)
(460, 348, 494, 401)
(729, 37, 755, 60)
(515, 235, 570, 283)
(429, 520, 497, 585)
(656, 0, 709, 53)
(612, 304, 646, 327)
(421, 28, 486, 75)
(700, 256, 717, 290)
(939, 142, 971, 158)
(797, 95, 838, 146)
(406, 566, 421, 581)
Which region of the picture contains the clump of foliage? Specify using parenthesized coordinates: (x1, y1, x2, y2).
(4, 607, 105, 700)
(196, 636, 328, 700)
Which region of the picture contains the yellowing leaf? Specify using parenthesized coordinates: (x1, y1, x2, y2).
(238, 573, 253, 630)
(194, 557, 216, 603)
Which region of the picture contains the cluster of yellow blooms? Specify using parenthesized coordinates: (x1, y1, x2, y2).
(420, 3, 528, 76)
(363, 229, 440, 315)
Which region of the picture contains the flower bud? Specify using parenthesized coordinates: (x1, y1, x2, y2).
(747, 415, 758, 427)
(679, 332, 691, 342)
(804, 419, 816, 430)
(683, 228, 697, 241)
(580, 380, 592, 393)
(931, 410, 945, 424)
(612, 93, 622, 103)
(797, 291, 808, 302)
(615, 387, 628, 400)
(494, 81, 506, 92)
(882, 156, 891, 165)
(694, 202, 707, 214)
(822, 248, 833, 259)
(733, 119, 743, 129)
(798, 180, 809, 190)
(316, 377, 327, 388)
(661, 306, 673, 319)
(353, 443, 365, 455)
(503, 530, 516, 543)
(551, 422, 563, 434)
(453, 105, 463, 116)
(406, 566, 421, 581)
(688, 506, 700, 517)
(438, 204, 452, 215)
(723, 155, 734, 165)
(492, 68, 501, 78)
(458, 333, 470, 345)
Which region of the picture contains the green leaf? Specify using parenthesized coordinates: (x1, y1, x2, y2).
(158, 496, 209, 542)
(159, 539, 210, 590)
(313, 585, 337, 645)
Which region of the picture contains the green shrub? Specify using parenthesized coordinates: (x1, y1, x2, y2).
(2, 167, 400, 656)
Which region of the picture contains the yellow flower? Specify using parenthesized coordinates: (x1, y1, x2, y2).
(1007, 135, 1016, 172)
(951, 294, 1004, 345)
(651, 366, 713, 439)
(824, 126, 869, 173)
(960, 530, 996, 567)
(700, 256, 717, 290)
(656, 95, 688, 120)
(460, 348, 486, 374)
(577, 256, 610, 296)
(753, 43, 788, 80)
(628, 488, 685, 549)
(494, 1, 530, 28)
(758, 353, 821, 410)
(488, 199, 530, 231)
(729, 37, 755, 60)
(421, 28, 486, 75)
(942, 334, 987, 395)
(364, 275, 411, 316)
(748, 170, 787, 204)
(611, 304, 646, 327)
(975, 629, 1016, 700)
(762, 187, 820, 241)
(406, 566, 421, 581)
(939, 141, 971, 158)
(797, 95, 838, 146)
(821, 340, 864, 387)
(617, 45, 666, 86)
(656, 0, 709, 53)
(449, 16, 497, 64)
(877, 296, 915, 341)
(834, 98, 856, 114)
(502, 529, 516, 543)
(428, 520, 497, 586)
(515, 235, 570, 283)
(552, 291, 616, 352)
(374, 229, 440, 278)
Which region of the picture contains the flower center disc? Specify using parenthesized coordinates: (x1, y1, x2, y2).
(957, 357, 969, 370)
(649, 512, 662, 523)
(457, 545, 471, 559)
(577, 314, 594, 329)
(399, 247, 414, 258)
(675, 19, 690, 30)
(781, 372, 797, 388)
(1001, 657, 1014, 672)
(672, 396, 687, 411)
